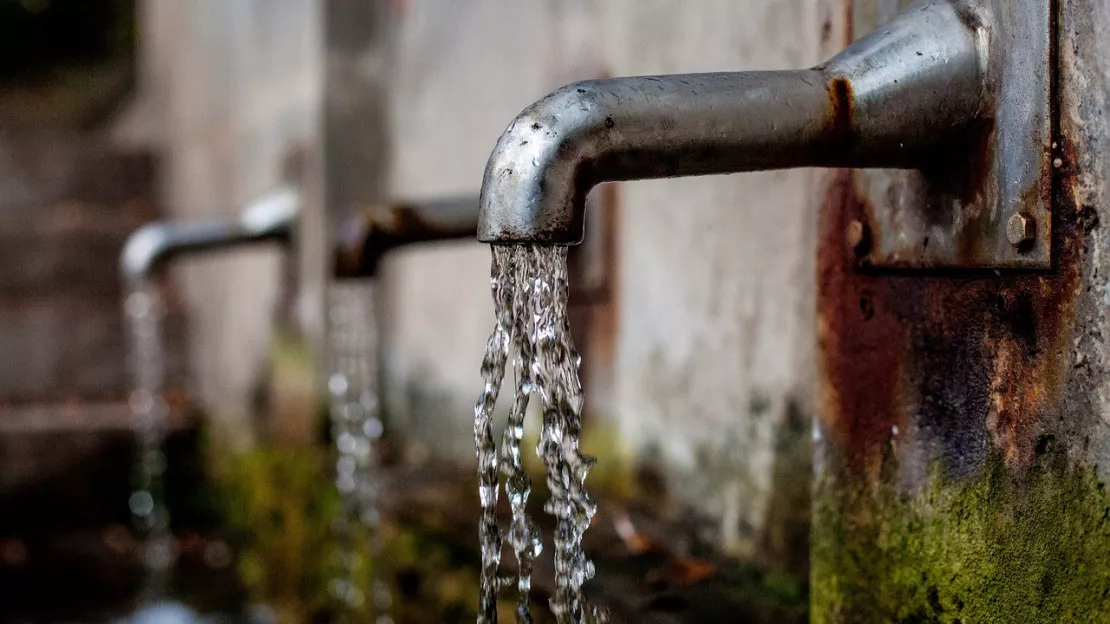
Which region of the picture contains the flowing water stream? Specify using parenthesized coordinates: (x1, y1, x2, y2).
(326, 282, 392, 622)
(124, 283, 176, 602)
(126, 277, 392, 620)
(475, 245, 605, 623)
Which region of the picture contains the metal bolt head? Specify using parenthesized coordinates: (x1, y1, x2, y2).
(846, 219, 869, 254)
(1006, 213, 1036, 247)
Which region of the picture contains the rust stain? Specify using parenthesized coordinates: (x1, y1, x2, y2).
(826, 77, 857, 150)
(332, 212, 373, 278)
(818, 171, 912, 482)
(818, 152, 1082, 480)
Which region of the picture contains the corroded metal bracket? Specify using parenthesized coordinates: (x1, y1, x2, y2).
(852, 0, 1054, 269)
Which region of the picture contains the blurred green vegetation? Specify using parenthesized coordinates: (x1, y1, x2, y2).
(212, 443, 347, 622)
(206, 439, 494, 623)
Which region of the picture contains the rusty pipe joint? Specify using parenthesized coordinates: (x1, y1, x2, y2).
(120, 184, 299, 287)
(477, 0, 988, 244)
(333, 195, 480, 278)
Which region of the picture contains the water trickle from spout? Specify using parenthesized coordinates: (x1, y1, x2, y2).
(475, 246, 514, 622)
(124, 283, 175, 601)
(530, 246, 599, 623)
(326, 282, 392, 622)
(475, 245, 605, 623)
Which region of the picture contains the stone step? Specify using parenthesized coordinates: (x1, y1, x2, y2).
(0, 406, 197, 533)
(0, 130, 158, 221)
(0, 225, 139, 295)
(0, 400, 191, 435)
(0, 295, 187, 402)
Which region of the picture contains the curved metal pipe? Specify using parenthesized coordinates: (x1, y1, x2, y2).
(333, 195, 480, 278)
(120, 184, 299, 287)
(477, 0, 985, 244)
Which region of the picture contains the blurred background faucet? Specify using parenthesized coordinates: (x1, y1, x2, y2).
(332, 195, 480, 279)
(120, 185, 300, 288)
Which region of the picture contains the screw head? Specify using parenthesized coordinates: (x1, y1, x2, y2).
(846, 220, 869, 254)
(1006, 213, 1036, 247)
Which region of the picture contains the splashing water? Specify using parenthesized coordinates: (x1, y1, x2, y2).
(326, 282, 392, 622)
(475, 245, 605, 623)
(124, 284, 176, 601)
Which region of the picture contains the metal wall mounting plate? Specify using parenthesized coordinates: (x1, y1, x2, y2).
(851, 0, 1054, 269)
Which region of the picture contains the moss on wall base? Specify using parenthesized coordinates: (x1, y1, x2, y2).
(813, 449, 1110, 623)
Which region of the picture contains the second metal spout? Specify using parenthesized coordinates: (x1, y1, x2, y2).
(478, 0, 986, 244)
(333, 195, 481, 278)
(121, 185, 300, 287)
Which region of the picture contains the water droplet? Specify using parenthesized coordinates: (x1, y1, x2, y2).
(329, 374, 349, 397)
(364, 418, 384, 439)
(129, 389, 155, 415)
(129, 491, 155, 517)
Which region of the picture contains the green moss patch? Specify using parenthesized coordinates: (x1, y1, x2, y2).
(813, 447, 1110, 622)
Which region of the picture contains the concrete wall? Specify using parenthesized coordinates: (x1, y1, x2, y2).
(382, 0, 824, 555)
(133, 0, 321, 443)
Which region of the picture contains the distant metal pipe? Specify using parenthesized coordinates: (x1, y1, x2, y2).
(120, 185, 299, 287)
(333, 195, 480, 278)
(477, 0, 985, 244)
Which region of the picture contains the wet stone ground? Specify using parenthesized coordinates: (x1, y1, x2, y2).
(378, 464, 808, 623)
(0, 459, 807, 623)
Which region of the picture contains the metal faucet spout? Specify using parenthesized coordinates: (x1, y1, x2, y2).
(333, 195, 481, 278)
(478, 0, 985, 244)
(120, 184, 300, 286)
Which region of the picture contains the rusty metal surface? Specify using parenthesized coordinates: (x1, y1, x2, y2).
(810, 0, 1110, 612)
(852, 0, 1054, 269)
(1056, 0, 1110, 470)
(817, 168, 1082, 481)
(815, 0, 1090, 474)
(332, 195, 480, 278)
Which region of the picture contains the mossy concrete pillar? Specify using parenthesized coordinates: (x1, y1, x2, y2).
(813, 1, 1110, 620)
